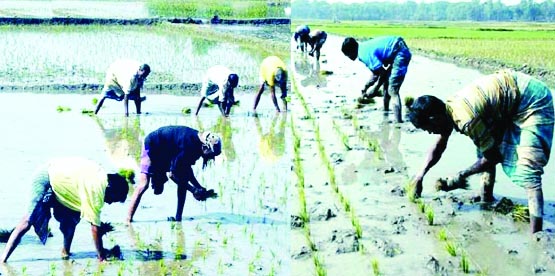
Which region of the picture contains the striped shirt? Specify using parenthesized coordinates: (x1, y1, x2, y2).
(446, 69, 523, 153)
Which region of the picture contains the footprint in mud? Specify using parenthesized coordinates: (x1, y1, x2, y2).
(327, 229, 360, 254)
(310, 201, 339, 221)
(372, 237, 402, 257)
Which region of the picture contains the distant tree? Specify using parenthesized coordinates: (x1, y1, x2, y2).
(290, 0, 555, 22)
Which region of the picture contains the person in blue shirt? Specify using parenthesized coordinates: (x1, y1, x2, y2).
(126, 126, 221, 223)
(293, 25, 310, 53)
(341, 36, 412, 123)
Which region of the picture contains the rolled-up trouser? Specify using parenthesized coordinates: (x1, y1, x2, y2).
(388, 39, 411, 95)
(101, 89, 142, 101)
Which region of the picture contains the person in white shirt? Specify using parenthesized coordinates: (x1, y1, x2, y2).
(94, 59, 151, 117)
(195, 65, 239, 117)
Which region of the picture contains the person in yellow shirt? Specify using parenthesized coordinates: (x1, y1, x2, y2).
(94, 59, 151, 117)
(0, 157, 129, 262)
(254, 56, 288, 113)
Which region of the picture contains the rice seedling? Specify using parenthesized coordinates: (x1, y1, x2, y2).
(404, 182, 417, 203)
(352, 215, 363, 239)
(314, 254, 327, 276)
(461, 253, 470, 273)
(511, 204, 530, 223)
(56, 105, 71, 112)
(81, 109, 94, 115)
(49, 263, 56, 276)
(445, 241, 457, 257)
(417, 199, 426, 213)
(425, 205, 435, 225)
(437, 228, 448, 241)
(0, 228, 14, 242)
(371, 258, 380, 276)
(404, 96, 414, 108)
(182, 107, 192, 114)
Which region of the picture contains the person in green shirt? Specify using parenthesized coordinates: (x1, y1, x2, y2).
(0, 157, 129, 262)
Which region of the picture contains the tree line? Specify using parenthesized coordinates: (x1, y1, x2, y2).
(291, 0, 555, 21)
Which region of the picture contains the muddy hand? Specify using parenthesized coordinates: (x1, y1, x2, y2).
(192, 188, 218, 201)
(435, 174, 468, 191)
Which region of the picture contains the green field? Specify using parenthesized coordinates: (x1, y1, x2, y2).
(147, 0, 289, 18)
(295, 20, 555, 85)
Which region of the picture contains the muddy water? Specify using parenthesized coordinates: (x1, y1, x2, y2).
(0, 92, 292, 275)
(290, 35, 555, 275)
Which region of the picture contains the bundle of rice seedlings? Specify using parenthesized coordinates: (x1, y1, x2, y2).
(0, 228, 14, 242)
(435, 176, 468, 192)
(511, 204, 530, 222)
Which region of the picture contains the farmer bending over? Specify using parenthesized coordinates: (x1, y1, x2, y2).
(342, 36, 411, 123)
(195, 65, 239, 117)
(0, 157, 129, 262)
(407, 69, 554, 233)
(127, 126, 221, 223)
(293, 25, 310, 53)
(308, 29, 327, 62)
(254, 56, 288, 113)
(94, 59, 150, 117)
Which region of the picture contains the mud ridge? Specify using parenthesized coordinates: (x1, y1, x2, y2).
(416, 49, 555, 88)
(0, 83, 260, 95)
(0, 17, 290, 26)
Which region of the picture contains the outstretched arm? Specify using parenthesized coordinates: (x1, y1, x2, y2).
(412, 133, 451, 196)
(126, 173, 149, 223)
(458, 151, 499, 179)
(269, 86, 280, 112)
(195, 97, 206, 116)
(362, 68, 382, 95)
(91, 224, 106, 261)
(169, 167, 203, 221)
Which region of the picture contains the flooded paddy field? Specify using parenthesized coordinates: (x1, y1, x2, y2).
(289, 35, 555, 275)
(0, 19, 293, 275)
(0, 92, 292, 275)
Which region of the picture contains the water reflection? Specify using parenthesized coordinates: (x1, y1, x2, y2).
(295, 56, 327, 88)
(94, 116, 143, 170)
(377, 114, 404, 169)
(195, 116, 236, 162)
(255, 113, 286, 163)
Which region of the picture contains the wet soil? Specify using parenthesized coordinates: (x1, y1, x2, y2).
(289, 35, 555, 275)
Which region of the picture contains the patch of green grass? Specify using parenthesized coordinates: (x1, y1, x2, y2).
(146, 0, 288, 19)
